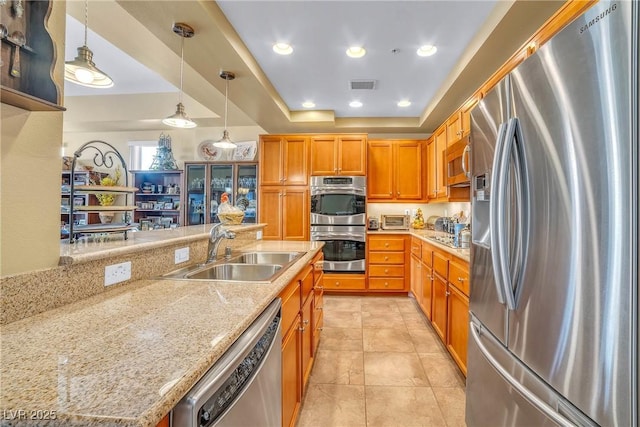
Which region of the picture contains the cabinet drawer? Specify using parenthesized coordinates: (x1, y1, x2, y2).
(449, 260, 470, 296)
(410, 238, 422, 258)
(369, 265, 405, 277)
(368, 236, 405, 251)
(323, 274, 366, 290)
(279, 280, 301, 334)
(433, 251, 449, 279)
(368, 251, 405, 264)
(422, 244, 433, 267)
(368, 277, 405, 290)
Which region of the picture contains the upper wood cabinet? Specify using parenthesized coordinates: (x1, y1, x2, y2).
(259, 186, 309, 241)
(259, 135, 309, 186)
(310, 134, 367, 176)
(368, 139, 424, 201)
(426, 127, 448, 202)
(446, 114, 462, 147)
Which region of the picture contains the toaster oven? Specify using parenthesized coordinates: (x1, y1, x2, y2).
(380, 214, 410, 230)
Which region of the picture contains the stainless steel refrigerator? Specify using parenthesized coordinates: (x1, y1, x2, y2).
(466, 2, 638, 426)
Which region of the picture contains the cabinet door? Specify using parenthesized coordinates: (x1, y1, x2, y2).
(460, 97, 478, 137)
(367, 141, 394, 199)
(282, 187, 309, 240)
(426, 136, 437, 200)
(434, 126, 448, 198)
(395, 140, 423, 200)
(421, 264, 433, 320)
(447, 284, 469, 375)
(338, 135, 367, 175)
(410, 254, 423, 305)
(283, 136, 309, 186)
(282, 315, 301, 427)
(185, 163, 207, 226)
(310, 136, 338, 175)
(260, 136, 284, 185)
(301, 295, 313, 390)
(446, 112, 462, 146)
(431, 273, 448, 341)
(259, 187, 283, 240)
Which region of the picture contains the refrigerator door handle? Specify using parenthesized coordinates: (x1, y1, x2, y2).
(470, 322, 576, 427)
(490, 121, 508, 305)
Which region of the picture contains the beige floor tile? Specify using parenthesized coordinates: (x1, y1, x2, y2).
(419, 353, 466, 388)
(297, 384, 366, 427)
(309, 350, 364, 385)
(401, 311, 431, 329)
(364, 352, 429, 386)
(319, 327, 363, 351)
(408, 328, 447, 354)
(323, 296, 363, 312)
(360, 297, 401, 313)
(396, 297, 420, 313)
(323, 310, 362, 328)
(433, 387, 467, 427)
(361, 311, 406, 329)
(365, 386, 447, 427)
(363, 328, 415, 353)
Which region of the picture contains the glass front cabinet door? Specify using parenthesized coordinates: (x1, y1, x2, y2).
(184, 162, 258, 225)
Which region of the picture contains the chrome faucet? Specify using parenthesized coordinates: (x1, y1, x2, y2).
(206, 224, 236, 263)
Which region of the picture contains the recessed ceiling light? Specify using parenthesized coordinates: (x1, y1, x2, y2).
(417, 45, 437, 57)
(273, 42, 293, 55)
(349, 101, 363, 108)
(397, 100, 411, 107)
(302, 101, 316, 108)
(346, 46, 366, 58)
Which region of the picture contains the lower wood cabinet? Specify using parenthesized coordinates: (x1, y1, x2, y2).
(367, 234, 409, 291)
(446, 284, 469, 376)
(279, 251, 324, 427)
(323, 273, 366, 291)
(431, 272, 448, 342)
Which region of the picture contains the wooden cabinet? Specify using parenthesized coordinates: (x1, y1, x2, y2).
(426, 128, 448, 201)
(367, 234, 408, 291)
(259, 135, 309, 186)
(446, 114, 462, 147)
(426, 136, 437, 201)
(431, 272, 448, 341)
(259, 187, 309, 240)
(310, 134, 367, 176)
(323, 273, 366, 291)
(368, 140, 424, 201)
(447, 283, 469, 376)
(279, 253, 324, 427)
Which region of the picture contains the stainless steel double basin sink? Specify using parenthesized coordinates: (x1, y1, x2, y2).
(160, 251, 303, 282)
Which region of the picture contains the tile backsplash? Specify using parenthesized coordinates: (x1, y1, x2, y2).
(367, 202, 470, 222)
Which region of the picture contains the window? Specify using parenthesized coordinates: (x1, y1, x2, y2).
(128, 141, 158, 170)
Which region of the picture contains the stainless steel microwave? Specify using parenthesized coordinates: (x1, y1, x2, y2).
(447, 137, 471, 187)
(380, 214, 410, 230)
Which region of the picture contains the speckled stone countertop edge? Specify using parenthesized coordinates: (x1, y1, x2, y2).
(59, 224, 266, 266)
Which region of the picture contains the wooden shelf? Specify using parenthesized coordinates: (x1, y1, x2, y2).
(74, 205, 138, 212)
(1, 86, 65, 111)
(72, 223, 137, 234)
(74, 185, 139, 193)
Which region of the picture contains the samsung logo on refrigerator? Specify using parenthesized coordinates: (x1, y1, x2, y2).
(580, 3, 617, 34)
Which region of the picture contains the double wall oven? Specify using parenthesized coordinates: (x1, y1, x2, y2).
(310, 176, 366, 273)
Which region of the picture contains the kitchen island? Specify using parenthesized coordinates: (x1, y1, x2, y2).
(1, 236, 323, 426)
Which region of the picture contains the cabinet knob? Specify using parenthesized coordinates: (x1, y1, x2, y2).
(384, 282, 389, 287)
(384, 269, 389, 274)
(446, 290, 451, 296)
(303, 319, 310, 325)
(397, 191, 400, 196)
(384, 256, 389, 261)
(384, 243, 389, 247)
(458, 277, 466, 282)
(417, 264, 421, 269)
(335, 282, 340, 286)
(389, 192, 392, 195)
(299, 326, 306, 332)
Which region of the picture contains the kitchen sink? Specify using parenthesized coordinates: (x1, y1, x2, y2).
(186, 263, 282, 281)
(159, 251, 303, 282)
(233, 251, 302, 265)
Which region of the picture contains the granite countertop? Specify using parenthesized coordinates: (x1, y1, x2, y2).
(1, 240, 323, 427)
(367, 229, 470, 262)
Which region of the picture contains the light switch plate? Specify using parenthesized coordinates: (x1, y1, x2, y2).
(105, 261, 132, 286)
(175, 247, 189, 264)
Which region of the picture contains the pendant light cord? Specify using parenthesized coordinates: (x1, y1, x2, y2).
(83, 0, 88, 46)
(224, 77, 229, 130)
(178, 35, 185, 104)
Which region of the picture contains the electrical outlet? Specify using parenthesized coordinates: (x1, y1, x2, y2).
(175, 247, 190, 264)
(404, 209, 410, 215)
(256, 230, 263, 240)
(104, 262, 132, 287)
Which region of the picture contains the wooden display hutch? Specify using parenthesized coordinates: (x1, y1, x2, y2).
(67, 141, 137, 243)
(0, 0, 63, 111)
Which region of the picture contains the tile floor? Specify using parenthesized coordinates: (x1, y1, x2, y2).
(297, 295, 467, 427)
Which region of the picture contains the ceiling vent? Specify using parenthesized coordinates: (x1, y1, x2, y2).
(350, 79, 377, 90)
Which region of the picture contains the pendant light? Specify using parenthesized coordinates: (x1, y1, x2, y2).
(162, 23, 197, 129)
(64, 0, 114, 88)
(213, 70, 237, 149)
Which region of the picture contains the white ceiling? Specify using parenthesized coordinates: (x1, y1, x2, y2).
(62, 0, 565, 135)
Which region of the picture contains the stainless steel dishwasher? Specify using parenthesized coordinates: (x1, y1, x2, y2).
(172, 299, 282, 427)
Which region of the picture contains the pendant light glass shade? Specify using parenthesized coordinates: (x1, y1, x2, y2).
(213, 71, 237, 149)
(64, 0, 114, 88)
(163, 23, 197, 129)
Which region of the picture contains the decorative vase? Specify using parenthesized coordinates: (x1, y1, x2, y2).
(99, 212, 115, 224)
